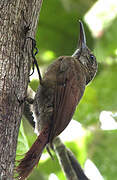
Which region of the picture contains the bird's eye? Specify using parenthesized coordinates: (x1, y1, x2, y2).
(90, 54, 94, 61)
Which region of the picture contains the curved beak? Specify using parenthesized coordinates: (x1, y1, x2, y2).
(78, 20, 86, 50)
(72, 20, 87, 57)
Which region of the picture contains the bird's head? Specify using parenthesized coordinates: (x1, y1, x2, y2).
(72, 21, 97, 84)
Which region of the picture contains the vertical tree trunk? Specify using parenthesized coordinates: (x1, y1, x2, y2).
(0, 0, 43, 179)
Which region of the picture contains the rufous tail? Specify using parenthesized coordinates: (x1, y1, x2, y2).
(15, 125, 50, 180)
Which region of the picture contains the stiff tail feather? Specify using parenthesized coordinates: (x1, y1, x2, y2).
(15, 125, 50, 180)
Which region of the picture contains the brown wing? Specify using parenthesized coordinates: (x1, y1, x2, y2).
(49, 61, 85, 142)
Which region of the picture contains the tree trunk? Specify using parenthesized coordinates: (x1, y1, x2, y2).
(0, 0, 43, 179)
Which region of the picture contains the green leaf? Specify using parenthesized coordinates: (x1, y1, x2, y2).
(29, 79, 39, 92)
(88, 130, 117, 180)
(16, 120, 29, 159)
(94, 18, 117, 62)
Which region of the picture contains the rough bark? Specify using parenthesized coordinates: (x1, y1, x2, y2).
(0, 0, 43, 179)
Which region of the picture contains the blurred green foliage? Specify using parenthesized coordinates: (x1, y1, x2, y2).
(16, 0, 117, 179)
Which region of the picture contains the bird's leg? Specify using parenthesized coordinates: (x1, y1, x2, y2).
(27, 37, 42, 84)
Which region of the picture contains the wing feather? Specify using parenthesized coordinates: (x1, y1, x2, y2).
(49, 62, 84, 142)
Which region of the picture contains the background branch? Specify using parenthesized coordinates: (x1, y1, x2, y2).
(54, 137, 89, 180)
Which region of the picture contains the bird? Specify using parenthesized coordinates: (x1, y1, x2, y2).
(16, 20, 97, 180)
